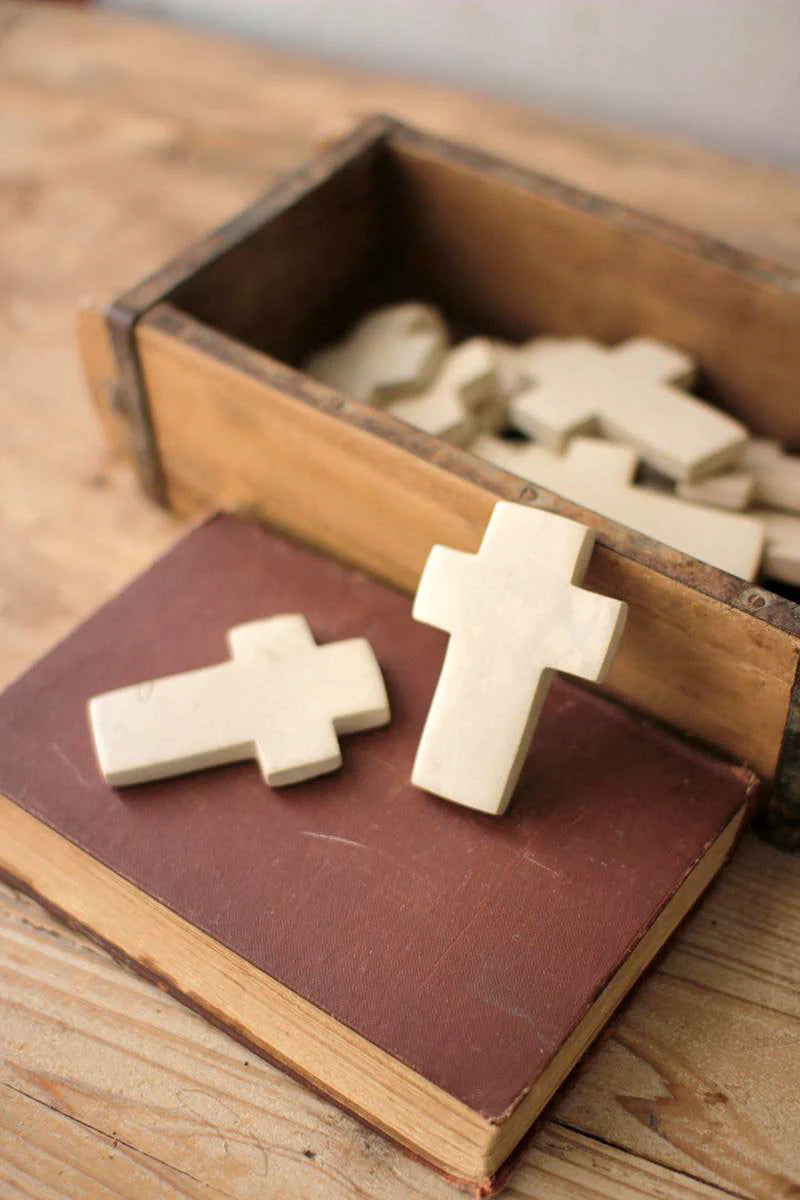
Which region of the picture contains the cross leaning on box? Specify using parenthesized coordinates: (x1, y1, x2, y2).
(411, 502, 627, 815)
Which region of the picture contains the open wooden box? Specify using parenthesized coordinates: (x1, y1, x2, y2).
(78, 115, 800, 847)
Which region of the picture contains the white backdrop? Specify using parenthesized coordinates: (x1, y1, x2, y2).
(102, 0, 800, 168)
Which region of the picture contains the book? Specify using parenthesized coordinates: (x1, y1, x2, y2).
(0, 513, 757, 1191)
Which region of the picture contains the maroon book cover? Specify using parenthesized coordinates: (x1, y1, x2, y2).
(0, 514, 755, 1161)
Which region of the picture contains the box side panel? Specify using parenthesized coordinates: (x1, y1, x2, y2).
(170, 139, 389, 367)
(101, 115, 398, 502)
(109, 115, 397, 339)
(77, 306, 129, 461)
(134, 307, 799, 784)
(386, 132, 800, 446)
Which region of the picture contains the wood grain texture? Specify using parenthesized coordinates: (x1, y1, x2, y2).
(556, 832, 800, 1198)
(2, 1, 800, 1196)
(0, 876, 778, 1200)
(389, 134, 800, 443)
(0, 1087, 225, 1200)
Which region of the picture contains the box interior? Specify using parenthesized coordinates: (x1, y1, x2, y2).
(168, 130, 800, 446)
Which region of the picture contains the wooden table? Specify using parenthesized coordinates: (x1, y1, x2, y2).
(2, 3, 800, 1196)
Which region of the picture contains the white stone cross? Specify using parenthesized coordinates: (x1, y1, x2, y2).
(753, 508, 800, 586)
(305, 302, 446, 405)
(743, 439, 800, 513)
(510, 336, 747, 481)
(88, 615, 391, 788)
(411, 501, 627, 815)
(556, 436, 638, 487)
(388, 337, 502, 444)
(677, 469, 754, 511)
(473, 434, 765, 580)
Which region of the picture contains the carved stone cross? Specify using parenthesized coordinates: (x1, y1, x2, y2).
(388, 338, 502, 443)
(411, 501, 627, 815)
(473, 434, 764, 580)
(305, 302, 445, 405)
(89, 615, 390, 787)
(743, 439, 800, 513)
(510, 336, 747, 481)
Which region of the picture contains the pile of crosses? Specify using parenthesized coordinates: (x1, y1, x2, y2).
(306, 303, 799, 586)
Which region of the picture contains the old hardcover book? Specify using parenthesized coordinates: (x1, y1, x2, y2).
(0, 514, 756, 1191)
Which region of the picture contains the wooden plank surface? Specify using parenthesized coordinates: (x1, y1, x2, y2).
(0, 879, 762, 1200)
(1, 1, 799, 1196)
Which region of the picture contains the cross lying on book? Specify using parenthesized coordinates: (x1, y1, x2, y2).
(89, 614, 391, 787)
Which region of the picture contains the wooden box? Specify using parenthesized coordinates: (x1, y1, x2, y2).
(78, 115, 800, 847)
